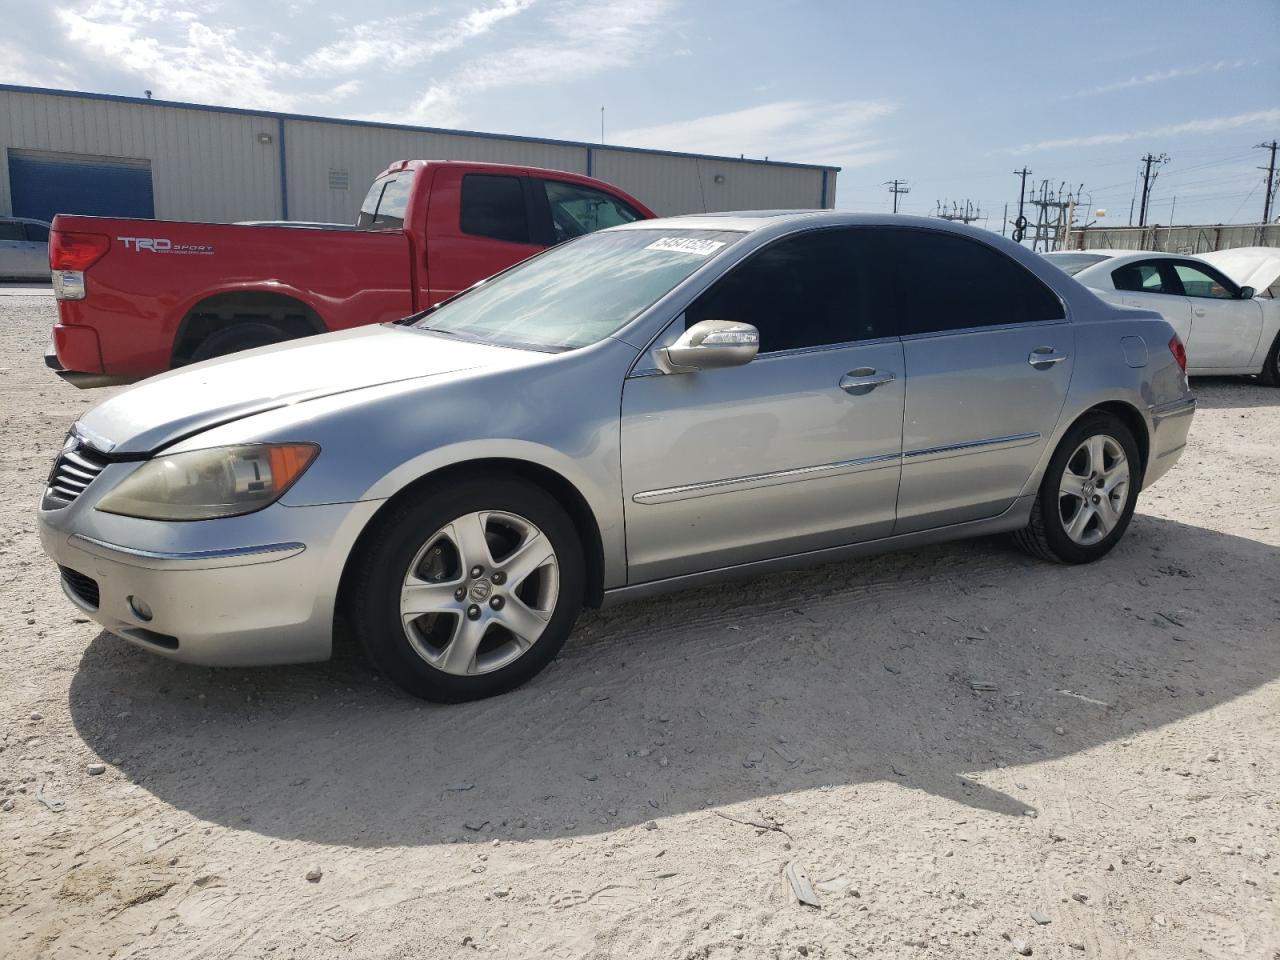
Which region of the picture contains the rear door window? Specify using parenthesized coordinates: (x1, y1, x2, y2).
(879, 228, 1064, 335)
(0, 222, 22, 241)
(460, 174, 530, 244)
(357, 173, 413, 230)
(541, 179, 643, 243)
(23, 223, 49, 242)
(1112, 260, 1173, 293)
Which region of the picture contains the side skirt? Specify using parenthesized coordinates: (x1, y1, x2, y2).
(601, 495, 1036, 608)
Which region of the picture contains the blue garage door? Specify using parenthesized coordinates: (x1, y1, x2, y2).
(9, 150, 155, 222)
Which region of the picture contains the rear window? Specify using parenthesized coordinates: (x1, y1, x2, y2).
(357, 173, 413, 230)
(1044, 252, 1109, 276)
(460, 174, 530, 244)
(0, 222, 22, 241)
(24, 223, 49, 242)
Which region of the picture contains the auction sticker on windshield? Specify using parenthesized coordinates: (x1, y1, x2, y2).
(645, 237, 726, 257)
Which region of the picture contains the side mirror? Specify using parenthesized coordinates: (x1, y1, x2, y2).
(1239, 286, 1256, 300)
(660, 319, 759, 371)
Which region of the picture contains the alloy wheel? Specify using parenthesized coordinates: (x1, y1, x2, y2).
(400, 511, 559, 676)
(1058, 434, 1130, 546)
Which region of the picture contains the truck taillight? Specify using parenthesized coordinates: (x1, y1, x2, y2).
(50, 231, 110, 271)
(1168, 334, 1187, 372)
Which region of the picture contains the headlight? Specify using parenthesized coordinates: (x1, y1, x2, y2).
(96, 444, 319, 521)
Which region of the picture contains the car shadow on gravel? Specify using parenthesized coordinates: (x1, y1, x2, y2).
(1188, 378, 1280, 408)
(66, 514, 1279, 848)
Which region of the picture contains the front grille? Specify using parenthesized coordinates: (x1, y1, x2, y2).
(45, 440, 111, 507)
(59, 565, 100, 609)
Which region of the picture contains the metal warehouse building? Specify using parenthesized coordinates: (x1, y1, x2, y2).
(0, 85, 838, 225)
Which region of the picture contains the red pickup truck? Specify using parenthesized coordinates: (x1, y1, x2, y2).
(46, 160, 654, 386)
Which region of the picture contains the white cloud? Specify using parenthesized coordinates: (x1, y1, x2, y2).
(1064, 59, 1256, 99)
(56, 1, 306, 109)
(303, 0, 538, 74)
(1005, 109, 1280, 155)
(384, 0, 679, 126)
(616, 99, 897, 167)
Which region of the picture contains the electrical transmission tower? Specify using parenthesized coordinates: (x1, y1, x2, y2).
(1137, 152, 1169, 227)
(884, 179, 910, 213)
(1009, 167, 1031, 241)
(1257, 140, 1279, 223)
(1026, 180, 1086, 252)
(934, 199, 984, 224)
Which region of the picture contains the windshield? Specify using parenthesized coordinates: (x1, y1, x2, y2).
(412, 229, 743, 351)
(1043, 252, 1110, 276)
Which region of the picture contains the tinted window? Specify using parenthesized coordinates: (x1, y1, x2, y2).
(23, 223, 49, 243)
(0, 222, 22, 241)
(543, 180, 642, 242)
(356, 173, 413, 229)
(880, 229, 1063, 335)
(685, 228, 893, 352)
(1173, 262, 1236, 299)
(460, 174, 530, 244)
(1112, 261, 1171, 294)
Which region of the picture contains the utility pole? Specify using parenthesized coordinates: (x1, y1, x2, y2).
(1011, 167, 1031, 242)
(934, 199, 984, 224)
(1257, 140, 1279, 222)
(885, 179, 910, 213)
(1137, 152, 1169, 227)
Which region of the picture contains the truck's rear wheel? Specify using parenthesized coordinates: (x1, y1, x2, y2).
(189, 322, 288, 362)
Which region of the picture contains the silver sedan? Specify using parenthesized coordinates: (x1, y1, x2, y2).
(38, 213, 1196, 701)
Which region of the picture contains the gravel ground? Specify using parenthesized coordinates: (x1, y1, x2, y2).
(1, 292, 1276, 960)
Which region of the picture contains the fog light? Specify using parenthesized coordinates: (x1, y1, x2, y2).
(128, 596, 153, 622)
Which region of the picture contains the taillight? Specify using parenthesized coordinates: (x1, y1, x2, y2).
(1168, 334, 1187, 372)
(49, 231, 110, 271)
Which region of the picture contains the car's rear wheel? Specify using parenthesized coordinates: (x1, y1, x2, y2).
(1014, 413, 1141, 564)
(1259, 331, 1280, 387)
(189, 321, 288, 362)
(350, 477, 584, 702)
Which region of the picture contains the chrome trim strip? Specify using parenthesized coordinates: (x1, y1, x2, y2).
(1150, 396, 1196, 420)
(69, 535, 306, 570)
(903, 432, 1041, 460)
(633, 452, 901, 505)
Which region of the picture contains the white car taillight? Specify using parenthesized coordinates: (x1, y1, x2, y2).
(52, 270, 86, 300)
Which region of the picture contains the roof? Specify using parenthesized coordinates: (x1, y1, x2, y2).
(0, 84, 841, 175)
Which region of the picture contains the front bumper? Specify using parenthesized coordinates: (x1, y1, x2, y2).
(38, 470, 383, 666)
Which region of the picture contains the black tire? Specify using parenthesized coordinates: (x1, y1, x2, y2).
(349, 476, 585, 702)
(1013, 413, 1142, 564)
(1259, 331, 1280, 387)
(189, 321, 288, 362)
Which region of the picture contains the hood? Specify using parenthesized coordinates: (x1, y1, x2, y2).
(1198, 247, 1280, 294)
(78, 325, 527, 455)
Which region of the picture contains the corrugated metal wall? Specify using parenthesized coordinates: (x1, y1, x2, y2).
(1, 87, 838, 224)
(1069, 223, 1280, 253)
(0, 89, 281, 222)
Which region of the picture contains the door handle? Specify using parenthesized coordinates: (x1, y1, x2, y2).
(839, 368, 895, 394)
(1028, 347, 1068, 369)
(1193, 308, 1206, 317)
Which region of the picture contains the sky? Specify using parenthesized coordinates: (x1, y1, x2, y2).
(3, 0, 1279, 229)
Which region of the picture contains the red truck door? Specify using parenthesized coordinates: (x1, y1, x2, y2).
(422, 166, 545, 304)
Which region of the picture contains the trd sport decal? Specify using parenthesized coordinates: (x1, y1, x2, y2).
(117, 237, 215, 255)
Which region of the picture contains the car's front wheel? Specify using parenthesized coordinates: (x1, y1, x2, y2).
(1014, 413, 1141, 564)
(350, 477, 584, 702)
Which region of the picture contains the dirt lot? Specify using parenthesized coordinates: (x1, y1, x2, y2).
(0, 291, 1276, 960)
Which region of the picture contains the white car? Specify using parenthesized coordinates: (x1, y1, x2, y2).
(0, 216, 52, 280)
(1044, 249, 1280, 385)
